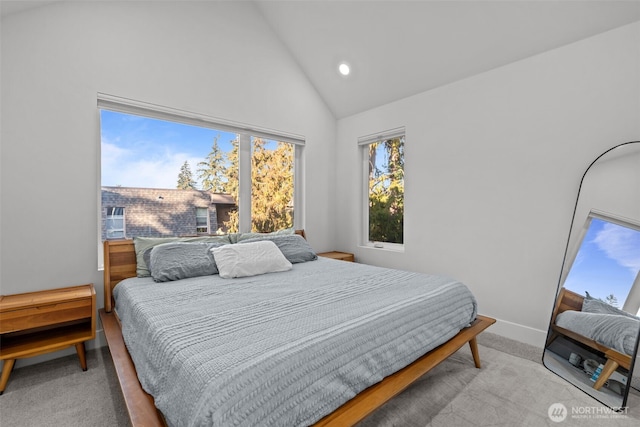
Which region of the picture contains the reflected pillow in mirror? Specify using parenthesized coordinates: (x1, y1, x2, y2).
(582, 293, 640, 320)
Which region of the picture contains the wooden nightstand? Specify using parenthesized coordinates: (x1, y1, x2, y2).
(317, 251, 355, 262)
(0, 284, 96, 394)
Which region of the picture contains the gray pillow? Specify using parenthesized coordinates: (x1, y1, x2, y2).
(237, 228, 295, 242)
(149, 242, 225, 282)
(239, 234, 317, 264)
(133, 235, 231, 277)
(582, 293, 640, 320)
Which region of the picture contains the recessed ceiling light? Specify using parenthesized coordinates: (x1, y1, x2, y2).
(338, 62, 351, 76)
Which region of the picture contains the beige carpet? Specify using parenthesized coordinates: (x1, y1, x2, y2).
(359, 343, 640, 427)
(0, 347, 129, 427)
(0, 334, 638, 426)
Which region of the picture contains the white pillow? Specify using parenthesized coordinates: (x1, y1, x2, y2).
(211, 240, 292, 278)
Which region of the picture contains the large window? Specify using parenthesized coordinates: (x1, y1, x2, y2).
(360, 128, 405, 249)
(98, 94, 303, 245)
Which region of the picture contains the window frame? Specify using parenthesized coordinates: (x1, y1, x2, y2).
(195, 207, 209, 234)
(105, 207, 125, 240)
(359, 127, 405, 252)
(561, 209, 640, 288)
(96, 93, 306, 268)
(561, 209, 640, 315)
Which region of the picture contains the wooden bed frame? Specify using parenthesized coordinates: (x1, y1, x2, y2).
(100, 235, 496, 426)
(547, 287, 632, 391)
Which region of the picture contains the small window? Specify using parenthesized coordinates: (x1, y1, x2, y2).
(106, 207, 125, 239)
(196, 208, 209, 234)
(360, 129, 405, 248)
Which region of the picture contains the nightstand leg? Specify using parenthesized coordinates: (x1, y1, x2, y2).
(0, 359, 16, 394)
(75, 342, 88, 371)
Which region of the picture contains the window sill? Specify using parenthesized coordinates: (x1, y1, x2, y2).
(359, 243, 405, 253)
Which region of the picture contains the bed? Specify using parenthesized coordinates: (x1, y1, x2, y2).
(547, 287, 637, 390)
(100, 231, 495, 426)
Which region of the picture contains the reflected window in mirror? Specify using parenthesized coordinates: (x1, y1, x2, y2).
(563, 212, 640, 316)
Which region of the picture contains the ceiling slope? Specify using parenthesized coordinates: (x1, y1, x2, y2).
(3, 1, 640, 119)
(256, 1, 640, 118)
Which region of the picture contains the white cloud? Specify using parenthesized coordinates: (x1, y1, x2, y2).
(593, 223, 640, 274)
(101, 140, 202, 189)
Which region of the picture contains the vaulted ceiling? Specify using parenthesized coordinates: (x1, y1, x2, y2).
(255, 1, 640, 118)
(3, 1, 640, 119)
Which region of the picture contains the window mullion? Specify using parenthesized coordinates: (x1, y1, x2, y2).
(238, 133, 252, 233)
(293, 145, 304, 230)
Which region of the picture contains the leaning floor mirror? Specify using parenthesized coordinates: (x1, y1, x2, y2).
(543, 141, 640, 410)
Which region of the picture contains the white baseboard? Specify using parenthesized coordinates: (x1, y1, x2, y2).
(487, 317, 548, 349)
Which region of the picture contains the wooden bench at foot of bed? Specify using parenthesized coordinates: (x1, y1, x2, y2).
(100, 308, 495, 427)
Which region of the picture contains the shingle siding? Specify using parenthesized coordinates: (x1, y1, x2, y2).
(101, 187, 236, 241)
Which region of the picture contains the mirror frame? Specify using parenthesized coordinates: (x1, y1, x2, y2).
(544, 140, 640, 410)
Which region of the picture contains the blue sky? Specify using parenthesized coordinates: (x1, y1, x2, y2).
(100, 110, 238, 189)
(564, 218, 640, 311)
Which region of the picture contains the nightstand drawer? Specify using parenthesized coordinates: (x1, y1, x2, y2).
(0, 299, 92, 334)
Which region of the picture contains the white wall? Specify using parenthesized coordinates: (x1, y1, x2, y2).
(0, 1, 335, 364)
(572, 145, 640, 239)
(335, 22, 640, 347)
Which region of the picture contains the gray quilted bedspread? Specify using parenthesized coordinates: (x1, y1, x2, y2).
(114, 258, 478, 427)
(555, 310, 639, 356)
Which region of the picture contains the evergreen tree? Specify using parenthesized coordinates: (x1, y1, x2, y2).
(250, 138, 294, 232)
(223, 138, 240, 232)
(177, 160, 197, 190)
(197, 137, 227, 193)
(605, 294, 619, 307)
(222, 138, 293, 233)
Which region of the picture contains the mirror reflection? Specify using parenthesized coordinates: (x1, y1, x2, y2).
(543, 141, 640, 410)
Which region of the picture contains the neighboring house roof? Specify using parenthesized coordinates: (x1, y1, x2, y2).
(208, 192, 236, 205)
(101, 186, 236, 205)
